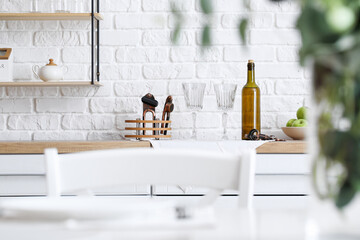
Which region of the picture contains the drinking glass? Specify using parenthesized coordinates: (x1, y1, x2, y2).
(68, 0, 84, 12)
(68, 0, 77, 12)
(214, 83, 238, 140)
(31, 0, 40, 12)
(77, 0, 84, 12)
(182, 83, 206, 140)
(56, 0, 69, 13)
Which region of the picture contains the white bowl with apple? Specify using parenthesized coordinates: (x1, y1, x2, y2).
(281, 107, 308, 140)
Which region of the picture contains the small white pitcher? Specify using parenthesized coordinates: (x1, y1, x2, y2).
(32, 59, 68, 82)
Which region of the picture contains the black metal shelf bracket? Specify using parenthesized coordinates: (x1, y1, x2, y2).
(91, 0, 100, 85)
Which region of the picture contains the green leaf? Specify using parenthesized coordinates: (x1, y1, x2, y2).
(200, 0, 212, 14)
(344, 139, 360, 180)
(170, 0, 184, 45)
(238, 19, 248, 44)
(297, 3, 340, 65)
(354, 179, 360, 192)
(171, 23, 181, 45)
(336, 181, 356, 208)
(319, 130, 352, 164)
(201, 24, 211, 47)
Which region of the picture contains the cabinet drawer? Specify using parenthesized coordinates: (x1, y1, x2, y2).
(254, 175, 309, 194)
(256, 154, 310, 174)
(153, 175, 310, 196)
(0, 174, 309, 196)
(0, 176, 150, 196)
(0, 155, 44, 175)
(0, 176, 45, 195)
(0, 153, 310, 175)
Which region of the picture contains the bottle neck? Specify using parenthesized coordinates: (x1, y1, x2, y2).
(247, 63, 255, 84)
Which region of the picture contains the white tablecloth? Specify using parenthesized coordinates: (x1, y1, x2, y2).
(0, 206, 307, 240)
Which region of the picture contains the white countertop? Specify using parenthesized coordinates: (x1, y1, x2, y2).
(150, 140, 267, 152)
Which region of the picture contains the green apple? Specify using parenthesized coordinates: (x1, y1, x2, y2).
(286, 119, 297, 127)
(292, 119, 308, 127)
(297, 107, 308, 120)
(326, 6, 355, 34)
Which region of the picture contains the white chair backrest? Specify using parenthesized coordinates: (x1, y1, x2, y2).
(45, 148, 256, 208)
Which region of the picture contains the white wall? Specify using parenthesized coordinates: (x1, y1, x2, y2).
(0, 0, 310, 141)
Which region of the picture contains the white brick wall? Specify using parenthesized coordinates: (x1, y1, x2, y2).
(0, 0, 310, 141)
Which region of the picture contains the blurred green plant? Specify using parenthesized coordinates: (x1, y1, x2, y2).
(172, 0, 360, 208)
(171, 0, 248, 45)
(296, 0, 360, 209)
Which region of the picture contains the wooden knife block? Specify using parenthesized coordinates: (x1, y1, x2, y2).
(124, 119, 172, 140)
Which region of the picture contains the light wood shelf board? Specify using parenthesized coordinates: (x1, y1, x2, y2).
(0, 141, 150, 154)
(0, 13, 103, 21)
(256, 141, 307, 154)
(0, 81, 101, 87)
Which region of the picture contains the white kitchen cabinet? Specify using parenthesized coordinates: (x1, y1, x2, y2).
(153, 154, 311, 196)
(256, 154, 310, 174)
(0, 145, 310, 197)
(0, 176, 45, 196)
(0, 155, 150, 196)
(154, 157, 310, 195)
(150, 140, 310, 196)
(0, 155, 45, 175)
(0, 175, 150, 196)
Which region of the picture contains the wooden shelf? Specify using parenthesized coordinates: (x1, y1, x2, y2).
(0, 81, 101, 87)
(0, 13, 103, 21)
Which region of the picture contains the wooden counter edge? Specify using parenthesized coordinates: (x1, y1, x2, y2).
(256, 141, 307, 154)
(0, 140, 306, 154)
(0, 141, 151, 154)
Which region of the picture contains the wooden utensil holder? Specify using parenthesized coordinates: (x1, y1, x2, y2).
(125, 119, 172, 140)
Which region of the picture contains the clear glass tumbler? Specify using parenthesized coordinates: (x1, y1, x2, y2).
(183, 82, 206, 140)
(56, 0, 69, 13)
(68, 0, 77, 12)
(31, 0, 40, 12)
(77, 0, 84, 12)
(214, 83, 238, 140)
(68, 0, 84, 12)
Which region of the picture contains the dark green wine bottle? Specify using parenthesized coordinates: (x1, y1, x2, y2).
(242, 60, 261, 140)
